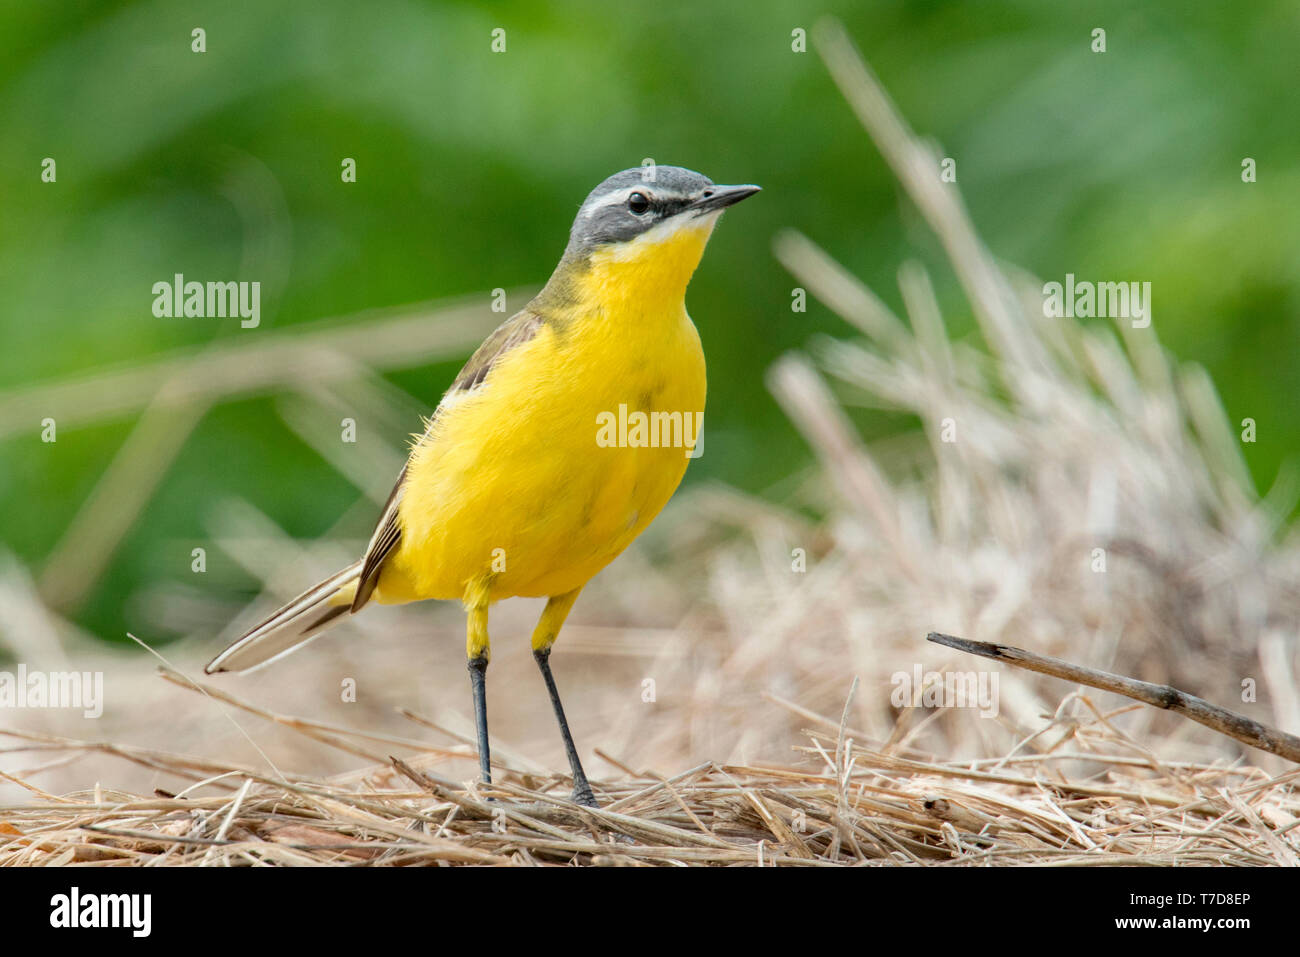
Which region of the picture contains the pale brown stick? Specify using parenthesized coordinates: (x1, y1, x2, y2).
(927, 632, 1300, 764)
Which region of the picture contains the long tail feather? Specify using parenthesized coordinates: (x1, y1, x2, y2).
(205, 560, 362, 674)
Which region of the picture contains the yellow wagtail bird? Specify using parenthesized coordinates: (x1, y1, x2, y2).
(206, 166, 759, 806)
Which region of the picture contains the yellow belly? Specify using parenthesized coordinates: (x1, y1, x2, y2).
(376, 308, 706, 604)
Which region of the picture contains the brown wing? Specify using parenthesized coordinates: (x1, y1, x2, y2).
(350, 309, 549, 611)
(447, 308, 550, 394)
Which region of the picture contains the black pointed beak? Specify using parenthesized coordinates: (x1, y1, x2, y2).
(689, 183, 761, 215)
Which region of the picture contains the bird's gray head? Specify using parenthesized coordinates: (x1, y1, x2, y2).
(562, 165, 760, 261)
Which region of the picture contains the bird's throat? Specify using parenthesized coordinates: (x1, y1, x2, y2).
(542, 215, 719, 324)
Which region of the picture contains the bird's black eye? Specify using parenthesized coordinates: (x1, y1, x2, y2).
(628, 192, 650, 215)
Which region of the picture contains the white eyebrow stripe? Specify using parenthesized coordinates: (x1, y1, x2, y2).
(579, 185, 694, 219)
(580, 188, 635, 218)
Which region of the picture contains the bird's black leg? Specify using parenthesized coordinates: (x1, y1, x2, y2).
(533, 647, 598, 807)
(467, 654, 492, 787)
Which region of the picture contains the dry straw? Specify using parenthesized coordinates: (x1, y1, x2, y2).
(2, 18, 1299, 865)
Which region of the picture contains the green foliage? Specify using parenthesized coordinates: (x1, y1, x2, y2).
(1, 0, 1295, 642)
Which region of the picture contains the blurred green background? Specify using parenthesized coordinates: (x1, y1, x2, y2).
(1, 0, 1297, 645)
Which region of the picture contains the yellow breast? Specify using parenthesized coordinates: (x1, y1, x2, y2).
(378, 220, 714, 605)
